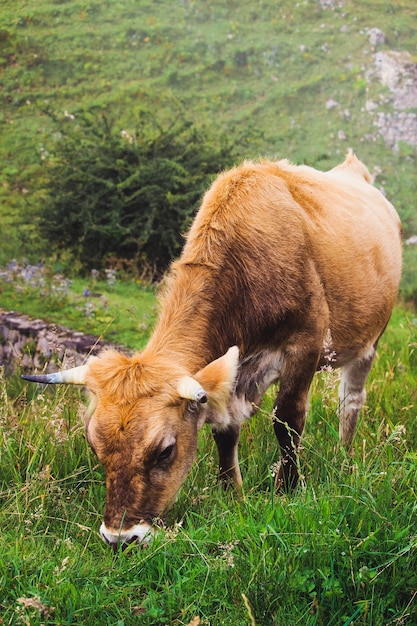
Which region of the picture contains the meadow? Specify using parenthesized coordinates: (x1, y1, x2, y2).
(0, 296, 416, 625)
(1, 0, 417, 624)
(1, 0, 417, 273)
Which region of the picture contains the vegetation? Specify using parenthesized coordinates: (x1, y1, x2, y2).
(0, 0, 416, 624)
(1, 307, 416, 625)
(0, 261, 157, 349)
(1, 258, 416, 356)
(1, 0, 416, 283)
(36, 108, 240, 277)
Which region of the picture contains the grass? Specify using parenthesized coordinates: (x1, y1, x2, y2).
(0, 0, 417, 622)
(1, 256, 416, 352)
(1, 0, 417, 273)
(1, 306, 416, 625)
(0, 262, 157, 349)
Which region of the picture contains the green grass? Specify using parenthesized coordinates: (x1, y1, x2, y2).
(0, 1, 417, 622)
(0, 264, 157, 349)
(1, 256, 416, 349)
(1, 307, 416, 625)
(1, 0, 417, 271)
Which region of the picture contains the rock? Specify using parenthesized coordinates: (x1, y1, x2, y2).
(0, 309, 127, 376)
(319, 0, 344, 9)
(371, 50, 417, 110)
(375, 111, 417, 151)
(365, 49, 417, 150)
(368, 28, 385, 47)
(326, 98, 340, 109)
(36, 335, 51, 358)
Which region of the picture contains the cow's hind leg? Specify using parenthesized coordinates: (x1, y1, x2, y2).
(212, 423, 242, 489)
(338, 345, 377, 449)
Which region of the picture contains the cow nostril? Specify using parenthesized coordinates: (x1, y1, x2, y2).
(117, 535, 140, 551)
(110, 535, 137, 547)
(100, 531, 137, 548)
(121, 534, 139, 547)
(110, 534, 141, 551)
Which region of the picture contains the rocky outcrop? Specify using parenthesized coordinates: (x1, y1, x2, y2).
(366, 50, 417, 151)
(372, 50, 417, 110)
(319, 0, 345, 9)
(0, 309, 119, 376)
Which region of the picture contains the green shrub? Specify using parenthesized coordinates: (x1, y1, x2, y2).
(37, 107, 238, 278)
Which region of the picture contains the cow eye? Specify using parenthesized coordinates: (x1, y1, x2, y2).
(158, 444, 175, 464)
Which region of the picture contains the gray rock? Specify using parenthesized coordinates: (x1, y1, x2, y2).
(368, 28, 385, 47)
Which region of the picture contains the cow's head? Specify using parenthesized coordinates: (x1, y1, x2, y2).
(22, 346, 239, 546)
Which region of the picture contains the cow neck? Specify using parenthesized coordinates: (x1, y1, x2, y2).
(144, 263, 217, 372)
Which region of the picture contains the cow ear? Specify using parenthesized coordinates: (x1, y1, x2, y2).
(194, 346, 239, 412)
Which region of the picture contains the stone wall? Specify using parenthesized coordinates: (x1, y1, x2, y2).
(0, 309, 118, 376)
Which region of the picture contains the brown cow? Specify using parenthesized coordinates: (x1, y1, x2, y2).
(23, 152, 402, 546)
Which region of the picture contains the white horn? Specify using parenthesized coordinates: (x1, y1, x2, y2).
(22, 363, 90, 386)
(176, 376, 208, 403)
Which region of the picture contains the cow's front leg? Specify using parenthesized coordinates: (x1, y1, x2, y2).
(212, 423, 242, 489)
(273, 345, 321, 491)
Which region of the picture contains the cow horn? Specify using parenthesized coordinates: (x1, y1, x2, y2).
(176, 376, 208, 403)
(21, 363, 89, 386)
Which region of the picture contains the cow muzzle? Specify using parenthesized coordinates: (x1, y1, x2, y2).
(99, 522, 154, 548)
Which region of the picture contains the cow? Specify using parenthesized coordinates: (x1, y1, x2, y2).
(22, 152, 402, 547)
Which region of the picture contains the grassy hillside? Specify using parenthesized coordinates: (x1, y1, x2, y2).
(1, 0, 416, 266)
(0, 4, 416, 624)
(1, 306, 416, 625)
(0, 262, 157, 349)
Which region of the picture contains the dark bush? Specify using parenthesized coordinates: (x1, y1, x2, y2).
(38, 108, 238, 278)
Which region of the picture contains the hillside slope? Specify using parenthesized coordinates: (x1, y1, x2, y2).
(1, 0, 416, 262)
